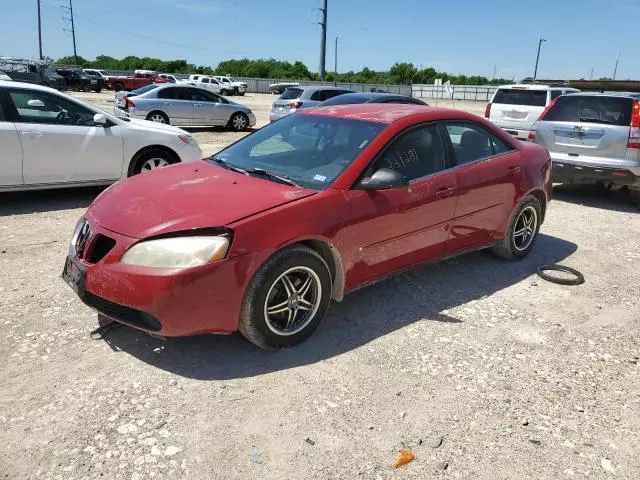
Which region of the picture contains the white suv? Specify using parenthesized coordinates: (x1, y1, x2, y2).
(485, 84, 579, 141)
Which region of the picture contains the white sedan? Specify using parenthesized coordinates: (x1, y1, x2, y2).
(0, 80, 202, 192)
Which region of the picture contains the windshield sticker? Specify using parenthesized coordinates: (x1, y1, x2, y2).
(359, 140, 369, 149)
(313, 174, 327, 182)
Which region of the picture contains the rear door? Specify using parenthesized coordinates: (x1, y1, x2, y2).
(0, 90, 23, 187)
(490, 87, 548, 133)
(156, 86, 195, 125)
(442, 121, 523, 253)
(536, 95, 633, 164)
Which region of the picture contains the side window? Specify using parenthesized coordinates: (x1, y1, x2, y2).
(444, 122, 513, 165)
(8, 89, 96, 126)
(320, 90, 343, 101)
(550, 90, 563, 100)
(201, 78, 209, 84)
(158, 88, 176, 100)
(364, 124, 445, 181)
(310, 90, 323, 101)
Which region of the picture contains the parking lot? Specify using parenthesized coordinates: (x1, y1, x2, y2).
(1, 91, 639, 480)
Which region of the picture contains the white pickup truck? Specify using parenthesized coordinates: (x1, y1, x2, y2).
(214, 76, 247, 96)
(186, 75, 237, 96)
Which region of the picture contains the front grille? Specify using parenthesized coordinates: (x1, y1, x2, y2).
(82, 292, 162, 332)
(86, 234, 115, 264)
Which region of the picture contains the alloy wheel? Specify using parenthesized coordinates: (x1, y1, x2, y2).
(141, 157, 170, 172)
(232, 114, 247, 130)
(263, 266, 322, 336)
(513, 205, 538, 251)
(149, 114, 166, 123)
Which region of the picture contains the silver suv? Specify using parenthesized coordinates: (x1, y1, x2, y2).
(270, 86, 353, 122)
(531, 92, 640, 194)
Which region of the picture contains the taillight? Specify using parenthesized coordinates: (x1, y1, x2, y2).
(125, 97, 135, 109)
(484, 103, 491, 118)
(289, 101, 302, 109)
(537, 97, 558, 121)
(528, 129, 537, 142)
(628, 100, 640, 149)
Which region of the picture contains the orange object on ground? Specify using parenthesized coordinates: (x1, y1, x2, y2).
(393, 449, 415, 468)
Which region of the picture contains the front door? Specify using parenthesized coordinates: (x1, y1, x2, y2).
(0, 94, 23, 186)
(6, 87, 124, 184)
(442, 121, 524, 253)
(189, 89, 227, 126)
(342, 123, 457, 289)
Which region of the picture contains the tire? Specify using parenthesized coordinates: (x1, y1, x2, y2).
(129, 148, 177, 176)
(113, 83, 124, 92)
(82, 83, 91, 92)
(146, 111, 170, 124)
(228, 112, 249, 131)
(239, 245, 332, 349)
(492, 195, 542, 260)
(221, 89, 230, 96)
(93, 87, 102, 93)
(238, 91, 245, 96)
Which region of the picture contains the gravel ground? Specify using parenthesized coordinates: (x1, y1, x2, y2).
(0, 90, 639, 479)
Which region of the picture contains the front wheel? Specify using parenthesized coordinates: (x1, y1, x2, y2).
(146, 111, 169, 124)
(239, 245, 332, 349)
(129, 149, 177, 176)
(492, 195, 542, 259)
(229, 112, 249, 131)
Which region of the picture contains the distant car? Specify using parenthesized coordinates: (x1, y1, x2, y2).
(0, 70, 11, 81)
(158, 73, 178, 83)
(0, 58, 66, 89)
(214, 76, 247, 96)
(187, 76, 235, 96)
(318, 92, 427, 107)
(56, 68, 104, 92)
(270, 86, 353, 122)
(485, 84, 579, 141)
(61, 104, 552, 349)
(530, 92, 640, 199)
(0, 80, 202, 192)
(269, 82, 300, 94)
(108, 70, 169, 92)
(83, 69, 109, 81)
(113, 84, 256, 130)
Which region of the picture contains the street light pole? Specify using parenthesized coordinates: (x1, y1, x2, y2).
(334, 36, 338, 86)
(37, 0, 43, 60)
(533, 37, 546, 80)
(613, 49, 620, 80)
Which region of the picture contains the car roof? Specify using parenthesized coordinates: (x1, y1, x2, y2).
(294, 85, 351, 92)
(563, 91, 640, 99)
(0, 79, 58, 92)
(497, 83, 576, 91)
(301, 103, 476, 125)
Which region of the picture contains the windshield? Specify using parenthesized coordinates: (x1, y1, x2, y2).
(493, 88, 547, 107)
(209, 114, 385, 190)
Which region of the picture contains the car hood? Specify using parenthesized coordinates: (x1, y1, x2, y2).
(124, 117, 188, 135)
(87, 162, 316, 238)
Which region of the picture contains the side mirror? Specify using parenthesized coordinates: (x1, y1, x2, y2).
(358, 168, 408, 190)
(93, 113, 108, 126)
(27, 99, 45, 108)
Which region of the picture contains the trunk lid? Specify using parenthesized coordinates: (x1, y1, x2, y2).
(490, 87, 548, 131)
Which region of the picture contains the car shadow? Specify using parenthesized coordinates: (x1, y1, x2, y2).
(0, 186, 104, 216)
(101, 233, 577, 380)
(553, 184, 638, 213)
(183, 126, 257, 134)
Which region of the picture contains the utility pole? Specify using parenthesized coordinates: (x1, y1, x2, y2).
(613, 49, 620, 80)
(62, 0, 78, 65)
(533, 37, 546, 80)
(492, 65, 496, 81)
(334, 36, 339, 86)
(37, 0, 43, 60)
(589, 68, 594, 80)
(318, 0, 327, 81)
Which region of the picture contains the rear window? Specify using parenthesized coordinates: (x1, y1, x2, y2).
(543, 96, 633, 126)
(493, 88, 547, 107)
(321, 94, 369, 106)
(279, 88, 303, 100)
(129, 84, 160, 96)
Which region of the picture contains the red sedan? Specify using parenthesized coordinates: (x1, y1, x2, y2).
(63, 104, 552, 349)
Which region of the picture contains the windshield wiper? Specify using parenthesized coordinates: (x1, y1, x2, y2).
(244, 168, 301, 187)
(578, 116, 618, 125)
(210, 157, 249, 175)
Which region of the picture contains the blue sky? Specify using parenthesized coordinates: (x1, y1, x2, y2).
(1, 0, 639, 80)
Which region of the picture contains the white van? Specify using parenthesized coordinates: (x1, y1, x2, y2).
(485, 84, 579, 141)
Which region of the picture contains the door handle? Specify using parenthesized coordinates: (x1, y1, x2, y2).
(194, 103, 202, 107)
(20, 130, 44, 138)
(507, 166, 521, 174)
(435, 186, 455, 199)
(163, 102, 172, 106)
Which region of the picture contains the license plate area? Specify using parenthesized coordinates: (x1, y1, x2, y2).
(62, 256, 86, 296)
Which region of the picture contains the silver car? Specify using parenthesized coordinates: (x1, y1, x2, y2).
(269, 85, 353, 122)
(532, 92, 640, 193)
(113, 84, 256, 130)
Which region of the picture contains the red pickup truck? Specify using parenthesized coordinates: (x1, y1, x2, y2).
(108, 70, 170, 92)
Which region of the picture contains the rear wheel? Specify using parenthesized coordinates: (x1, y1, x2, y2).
(146, 111, 170, 124)
(129, 149, 177, 176)
(113, 83, 124, 92)
(239, 245, 332, 349)
(492, 195, 542, 259)
(229, 112, 248, 131)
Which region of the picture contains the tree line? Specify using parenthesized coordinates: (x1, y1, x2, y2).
(55, 55, 513, 85)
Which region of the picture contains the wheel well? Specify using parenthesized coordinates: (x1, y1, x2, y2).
(146, 110, 168, 120)
(296, 240, 345, 301)
(530, 189, 547, 223)
(128, 145, 180, 176)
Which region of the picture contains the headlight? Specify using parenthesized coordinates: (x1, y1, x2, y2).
(121, 236, 229, 268)
(178, 135, 196, 146)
